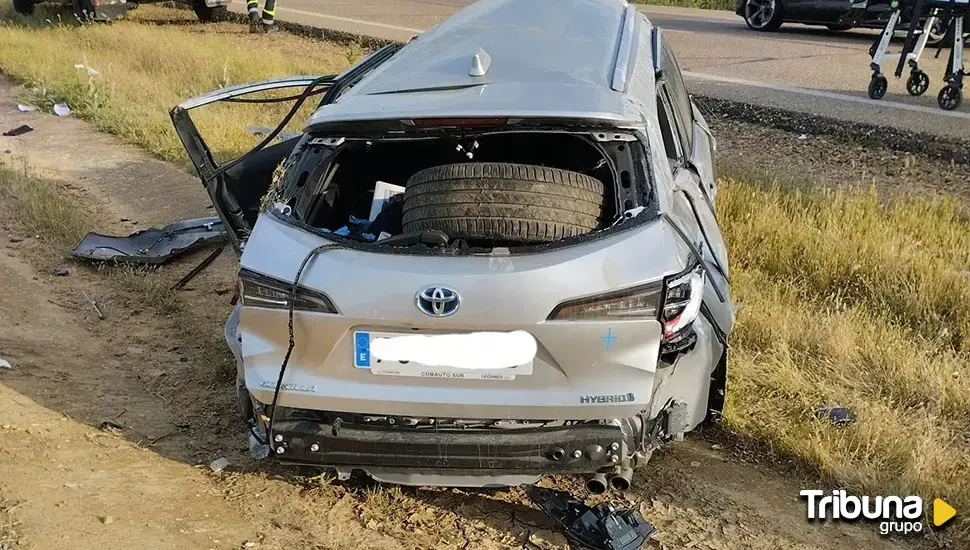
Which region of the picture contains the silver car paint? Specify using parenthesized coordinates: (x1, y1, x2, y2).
(238, 212, 694, 420)
(306, 0, 653, 131)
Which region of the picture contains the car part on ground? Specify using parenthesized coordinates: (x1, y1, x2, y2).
(173, 0, 734, 488)
(524, 485, 656, 550)
(71, 217, 226, 264)
(401, 163, 605, 244)
(2, 125, 33, 137)
(171, 245, 226, 290)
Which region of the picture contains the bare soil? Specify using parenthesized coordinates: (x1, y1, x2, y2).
(1, 76, 957, 549)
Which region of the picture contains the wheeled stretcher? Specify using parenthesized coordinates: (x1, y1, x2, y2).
(863, 0, 967, 110)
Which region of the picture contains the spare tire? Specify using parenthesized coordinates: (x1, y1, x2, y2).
(402, 163, 605, 244)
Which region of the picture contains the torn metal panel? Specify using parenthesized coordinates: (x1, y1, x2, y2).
(72, 217, 227, 265)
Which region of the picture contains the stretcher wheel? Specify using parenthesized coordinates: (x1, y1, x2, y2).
(938, 85, 963, 110)
(906, 71, 930, 96)
(868, 75, 888, 100)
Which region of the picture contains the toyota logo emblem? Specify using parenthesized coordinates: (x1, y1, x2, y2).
(415, 286, 460, 317)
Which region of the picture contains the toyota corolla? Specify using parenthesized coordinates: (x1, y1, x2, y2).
(170, 0, 734, 492)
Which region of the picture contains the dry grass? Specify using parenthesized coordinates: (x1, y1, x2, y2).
(0, 2, 360, 163)
(0, 159, 89, 244)
(0, 499, 20, 550)
(719, 177, 970, 530)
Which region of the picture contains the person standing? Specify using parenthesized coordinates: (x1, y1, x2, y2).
(247, 0, 278, 33)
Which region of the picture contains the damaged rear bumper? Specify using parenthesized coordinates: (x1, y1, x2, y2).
(265, 407, 641, 485)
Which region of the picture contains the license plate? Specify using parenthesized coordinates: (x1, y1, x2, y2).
(353, 331, 534, 380)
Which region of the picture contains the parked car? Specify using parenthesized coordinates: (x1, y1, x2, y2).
(12, 0, 230, 22)
(171, 0, 734, 491)
(736, 0, 957, 44)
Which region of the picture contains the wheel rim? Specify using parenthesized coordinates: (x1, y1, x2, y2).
(745, 0, 776, 28)
(908, 73, 929, 95)
(870, 77, 887, 98)
(940, 87, 960, 109)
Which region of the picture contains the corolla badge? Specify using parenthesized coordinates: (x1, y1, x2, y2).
(416, 286, 460, 317)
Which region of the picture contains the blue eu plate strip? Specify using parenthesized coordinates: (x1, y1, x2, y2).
(354, 332, 370, 368)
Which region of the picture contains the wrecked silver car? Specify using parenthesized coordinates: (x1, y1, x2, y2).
(170, 0, 734, 491)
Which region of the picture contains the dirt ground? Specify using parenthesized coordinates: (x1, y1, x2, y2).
(0, 76, 960, 549)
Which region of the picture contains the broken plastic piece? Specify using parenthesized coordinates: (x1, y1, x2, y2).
(71, 217, 227, 265)
(17, 104, 38, 112)
(524, 485, 655, 550)
(53, 103, 71, 117)
(3, 124, 33, 137)
(0, 359, 10, 369)
(209, 457, 230, 472)
(813, 404, 856, 427)
(249, 431, 270, 460)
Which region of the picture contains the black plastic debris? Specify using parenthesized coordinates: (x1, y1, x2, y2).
(524, 485, 655, 550)
(3, 124, 33, 137)
(71, 217, 227, 265)
(53, 268, 69, 276)
(813, 404, 857, 427)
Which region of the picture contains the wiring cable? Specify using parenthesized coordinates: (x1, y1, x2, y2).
(207, 75, 334, 182)
(265, 243, 344, 455)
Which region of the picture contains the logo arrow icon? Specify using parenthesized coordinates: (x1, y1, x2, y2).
(934, 498, 956, 527)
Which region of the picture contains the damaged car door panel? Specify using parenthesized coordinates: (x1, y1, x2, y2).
(171, 0, 735, 492)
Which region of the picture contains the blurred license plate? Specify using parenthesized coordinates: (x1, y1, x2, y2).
(352, 331, 533, 380)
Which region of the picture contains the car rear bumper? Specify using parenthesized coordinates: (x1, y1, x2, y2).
(269, 407, 637, 477)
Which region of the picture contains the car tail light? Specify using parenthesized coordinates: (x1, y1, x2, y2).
(660, 266, 705, 354)
(239, 268, 338, 313)
(547, 282, 663, 321)
(547, 265, 705, 354)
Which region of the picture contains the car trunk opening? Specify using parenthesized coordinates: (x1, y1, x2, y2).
(258, 128, 652, 253)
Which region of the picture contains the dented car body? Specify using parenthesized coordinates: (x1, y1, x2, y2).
(172, 0, 733, 490)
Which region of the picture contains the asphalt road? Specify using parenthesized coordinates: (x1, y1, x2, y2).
(230, 1, 970, 140)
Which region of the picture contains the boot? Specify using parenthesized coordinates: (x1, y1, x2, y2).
(248, 11, 262, 33)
